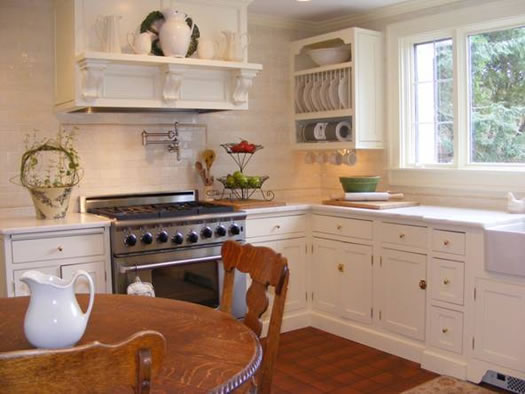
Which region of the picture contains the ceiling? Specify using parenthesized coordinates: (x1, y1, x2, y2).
(248, 0, 410, 22)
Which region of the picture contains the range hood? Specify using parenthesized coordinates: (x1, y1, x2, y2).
(54, 0, 261, 113)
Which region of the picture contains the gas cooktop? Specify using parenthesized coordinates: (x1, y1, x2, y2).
(89, 201, 233, 221)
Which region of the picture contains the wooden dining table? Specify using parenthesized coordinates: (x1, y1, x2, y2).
(0, 294, 262, 393)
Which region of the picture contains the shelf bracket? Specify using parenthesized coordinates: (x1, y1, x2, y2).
(162, 64, 185, 103)
(78, 58, 109, 100)
(232, 69, 258, 105)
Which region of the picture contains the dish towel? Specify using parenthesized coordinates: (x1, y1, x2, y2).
(127, 276, 156, 297)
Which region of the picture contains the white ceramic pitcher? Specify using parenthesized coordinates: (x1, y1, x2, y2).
(159, 9, 194, 57)
(96, 15, 122, 53)
(20, 270, 95, 349)
(221, 31, 249, 61)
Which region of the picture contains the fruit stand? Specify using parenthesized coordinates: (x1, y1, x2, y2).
(216, 141, 275, 201)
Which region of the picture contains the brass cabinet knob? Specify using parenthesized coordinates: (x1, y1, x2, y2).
(419, 279, 427, 290)
(399, 233, 406, 239)
(57, 246, 63, 252)
(337, 264, 344, 273)
(337, 224, 343, 230)
(443, 240, 450, 246)
(274, 225, 281, 230)
(442, 328, 449, 334)
(443, 279, 450, 285)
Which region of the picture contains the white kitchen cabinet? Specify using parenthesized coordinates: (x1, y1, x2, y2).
(61, 261, 107, 294)
(379, 248, 427, 341)
(290, 27, 383, 150)
(473, 278, 525, 372)
(312, 237, 373, 324)
(312, 238, 340, 316)
(1, 225, 112, 297)
(279, 238, 308, 314)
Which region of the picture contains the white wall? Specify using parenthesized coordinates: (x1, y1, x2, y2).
(0, 0, 321, 217)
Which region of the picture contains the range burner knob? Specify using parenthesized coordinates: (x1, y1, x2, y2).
(188, 231, 199, 243)
(157, 230, 169, 243)
(201, 226, 213, 239)
(142, 232, 153, 245)
(172, 232, 184, 245)
(124, 234, 137, 247)
(230, 223, 241, 236)
(216, 225, 227, 237)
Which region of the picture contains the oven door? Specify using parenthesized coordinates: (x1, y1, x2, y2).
(114, 247, 247, 319)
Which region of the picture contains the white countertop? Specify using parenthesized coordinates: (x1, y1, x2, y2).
(0, 213, 112, 235)
(245, 203, 525, 228)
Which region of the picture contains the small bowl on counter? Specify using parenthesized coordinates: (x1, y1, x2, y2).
(308, 45, 351, 66)
(339, 176, 380, 192)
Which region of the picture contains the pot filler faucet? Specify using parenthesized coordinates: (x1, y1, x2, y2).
(142, 122, 182, 160)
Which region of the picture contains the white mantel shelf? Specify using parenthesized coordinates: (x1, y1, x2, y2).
(77, 52, 263, 71)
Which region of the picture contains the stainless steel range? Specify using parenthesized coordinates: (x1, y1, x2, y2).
(81, 190, 247, 318)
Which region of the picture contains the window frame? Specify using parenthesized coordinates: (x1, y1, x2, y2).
(397, 16, 525, 171)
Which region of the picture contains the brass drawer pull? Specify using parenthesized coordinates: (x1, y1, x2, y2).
(399, 233, 406, 239)
(443, 279, 450, 285)
(337, 264, 344, 273)
(337, 224, 343, 230)
(274, 225, 281, 230)
(57, 246, 64, 252)
(442, 328, 448, 334)
(443, 240, 450, 246)
(419, 280, 427, 290)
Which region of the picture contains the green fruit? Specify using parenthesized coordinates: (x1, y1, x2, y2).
(237, 175, 248, 188)
(247, 176, 261, 188)
(225, 175, 235, 188)
(233, 171, 243, 180)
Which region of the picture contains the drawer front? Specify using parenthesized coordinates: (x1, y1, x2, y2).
(12, 233, 105, 264)
(312, 215, 372, 240)
(246, 215, 306, 238)
(430, 258, 465, 305)
(430, 307, 464, 354)
(432, 230, 465, 256)
(381, 223, 427, 249)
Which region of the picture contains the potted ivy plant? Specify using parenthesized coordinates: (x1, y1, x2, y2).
(16, 129, 81, 219)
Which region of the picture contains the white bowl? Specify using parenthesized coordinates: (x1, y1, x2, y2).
(307, 45, 351, 66)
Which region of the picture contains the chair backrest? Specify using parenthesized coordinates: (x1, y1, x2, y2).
(0, 330, 166, 394)
(221, 240, 289, 394)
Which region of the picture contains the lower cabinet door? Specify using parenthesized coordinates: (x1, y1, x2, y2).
(279, 238, 307, 314)
(60, 261, 107, 293)
(340, 242, 373, 324)
(380, 248, 427, 341)
(312, 238, 340, 316)
(13, 266, 61, 296)
(474, 278, 525, 372)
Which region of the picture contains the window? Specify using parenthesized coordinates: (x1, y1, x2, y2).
(469, 26, 525, 163)
(402, 21, 525, 169)
(413, 39, 454, 164)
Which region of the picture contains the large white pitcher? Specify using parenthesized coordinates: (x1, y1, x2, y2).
(20, 270, 95, 349)
(159, 9, 194, 57)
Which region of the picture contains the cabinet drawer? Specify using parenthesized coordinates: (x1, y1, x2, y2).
(312, 215, 372, 240)
(381, 223, 427, 249)
(430, 307, 463, 354)
(432, 230, 465, 256)
(246, 215, 306, 238)
(12, 232, 105, 264)
(430, 258, 464, 305)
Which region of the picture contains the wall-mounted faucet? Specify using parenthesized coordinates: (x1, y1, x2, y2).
(142, 122, 181, 160)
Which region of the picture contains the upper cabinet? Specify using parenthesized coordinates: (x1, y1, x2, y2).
(54, 0, 262, 112)
(290, 28, 384, 150)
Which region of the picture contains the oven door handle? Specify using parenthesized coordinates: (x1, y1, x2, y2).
(119, 255, 222, 273)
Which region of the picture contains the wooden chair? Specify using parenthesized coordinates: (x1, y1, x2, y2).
(221, 240, 290, 394)
(0, 330, 166, 394)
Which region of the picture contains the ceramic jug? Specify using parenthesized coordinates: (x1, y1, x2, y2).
(222, 31, 249, 62)
(159, 9, 194, 57)
(127, 31, 154, 55)
(20, 270, 95, 349)
(96, 15, 122, 53)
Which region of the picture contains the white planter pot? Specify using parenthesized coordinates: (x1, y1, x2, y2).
(28, 186, 73, 220)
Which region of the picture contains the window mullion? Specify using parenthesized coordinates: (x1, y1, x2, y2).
(454, 28, 467, 169)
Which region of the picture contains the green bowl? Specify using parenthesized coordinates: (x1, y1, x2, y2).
(339, 176, 380, 193)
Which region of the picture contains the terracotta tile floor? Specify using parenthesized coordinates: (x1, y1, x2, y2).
(271, 327, 500, 393)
